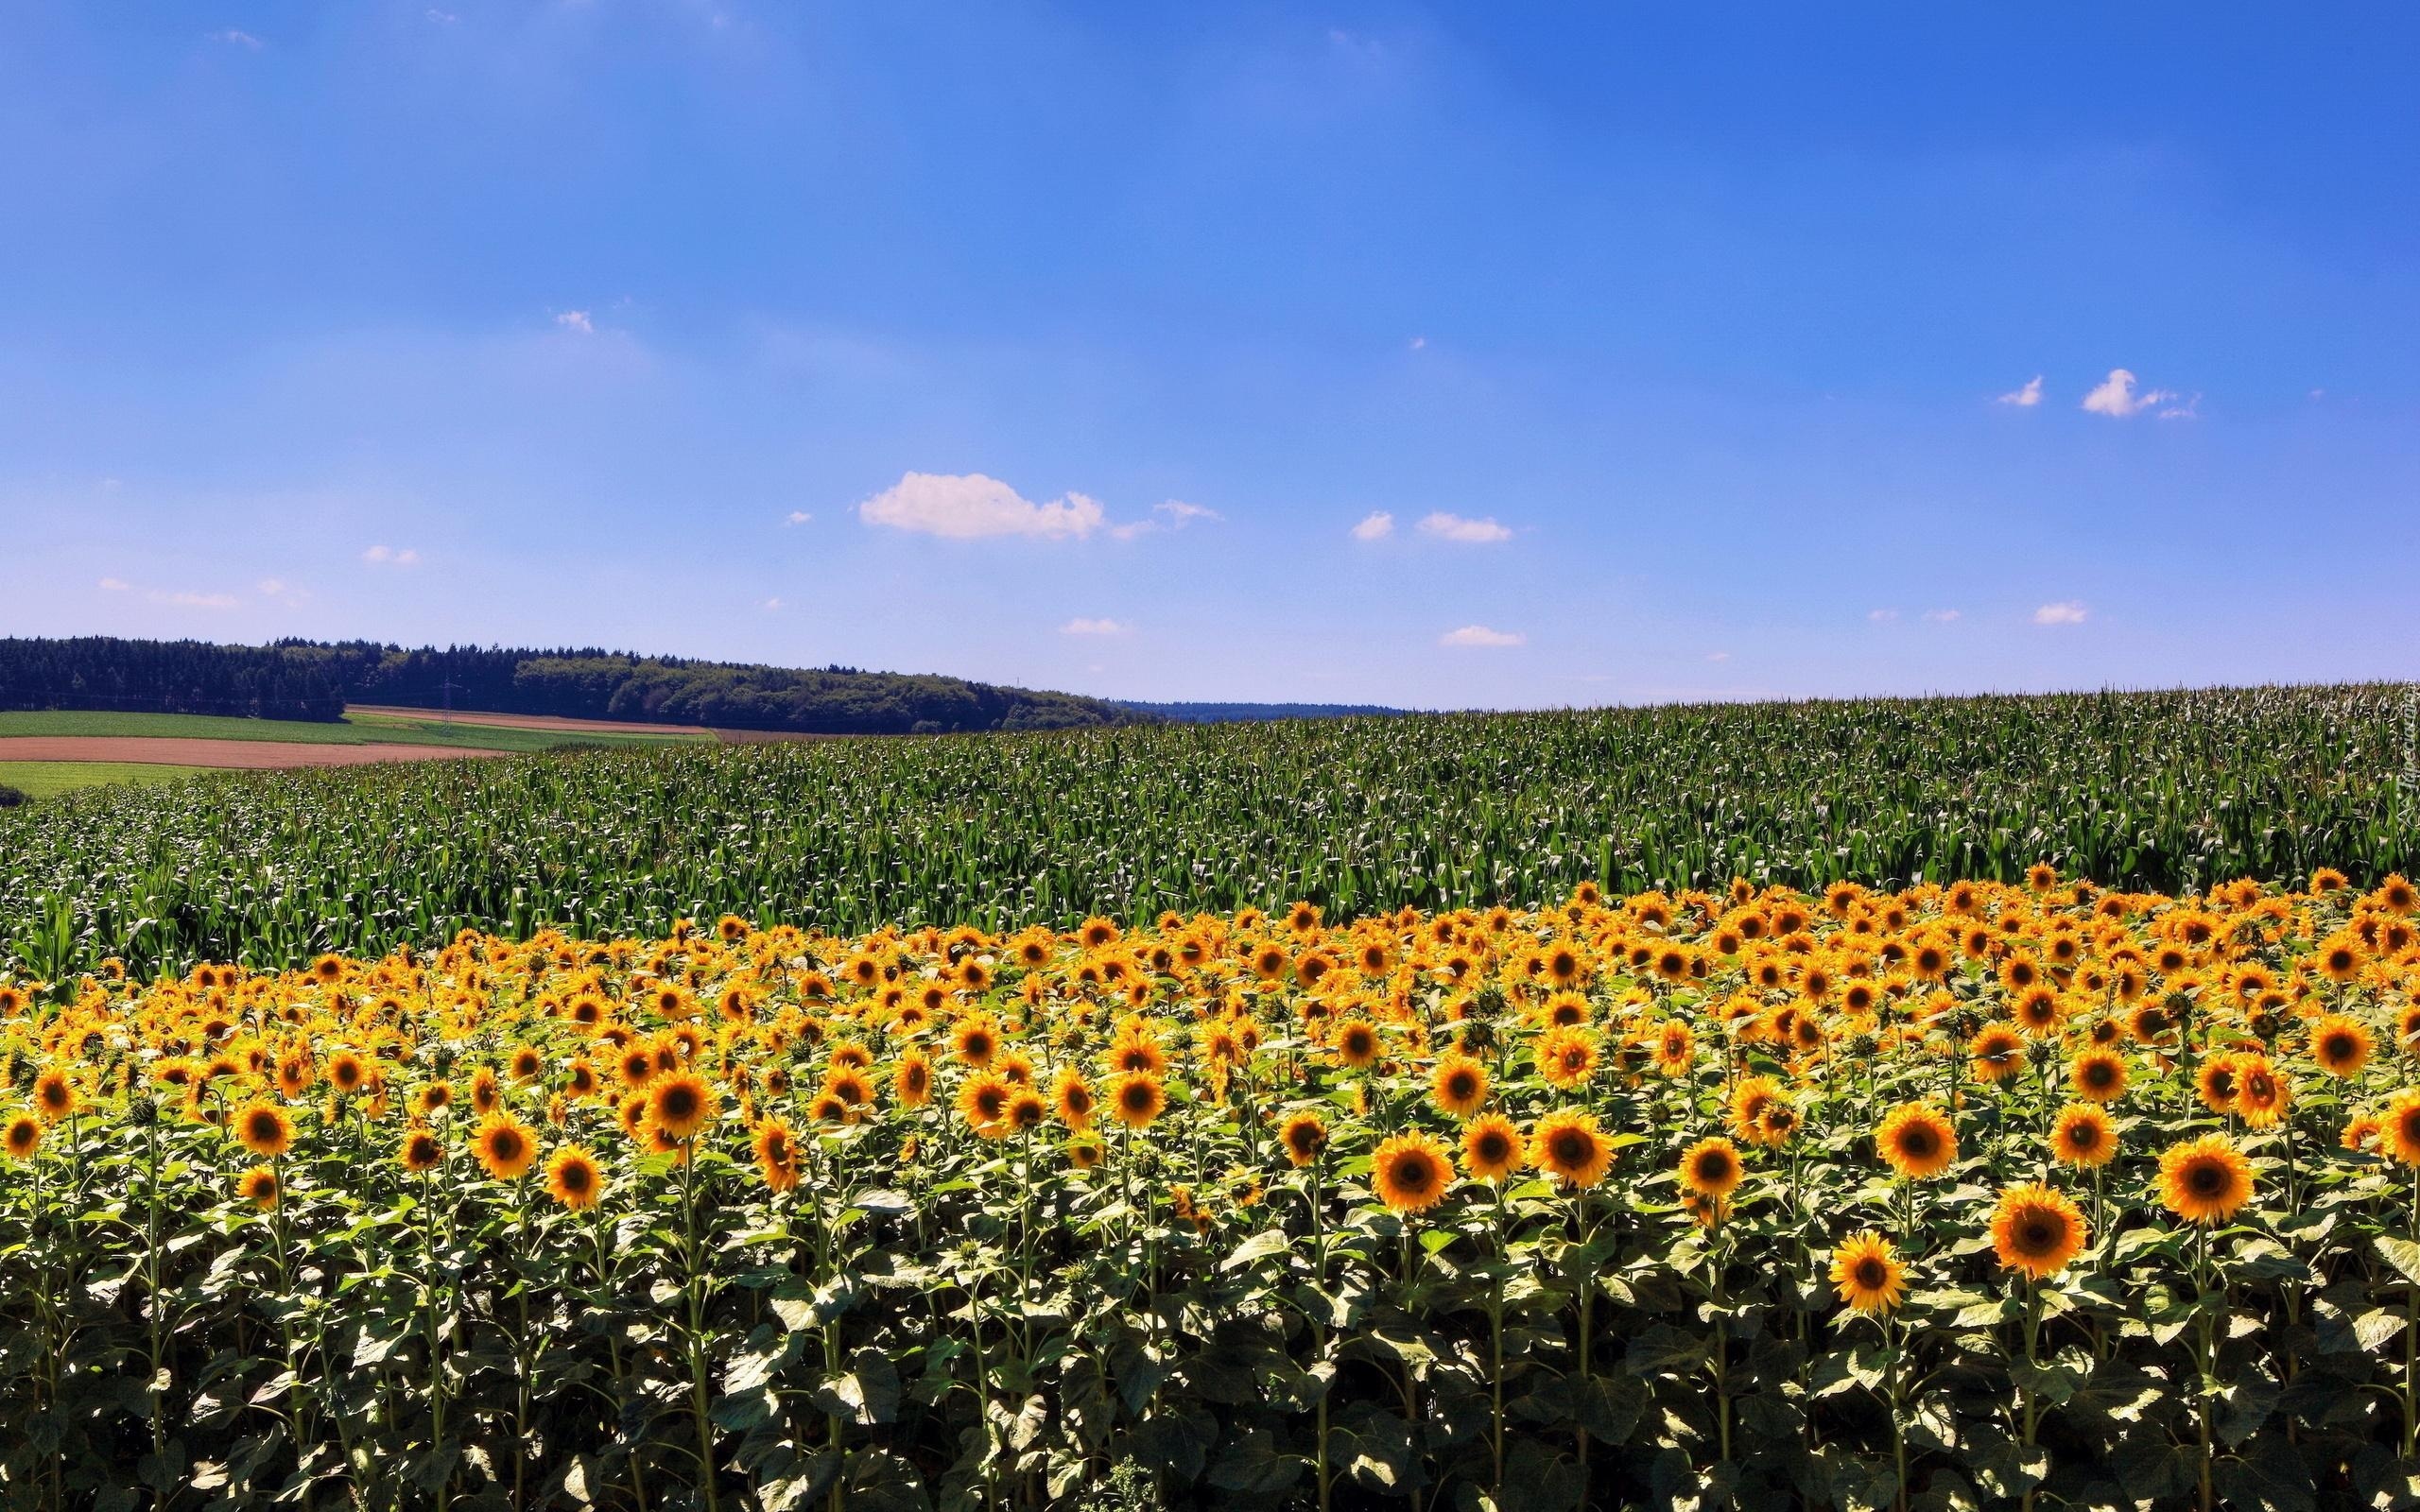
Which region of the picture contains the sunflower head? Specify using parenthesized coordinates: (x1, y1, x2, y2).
(1279, 1110, 1328, 1167)
(546, 1145, 604, 1211)
(2157, 1133, 2255, 1225)
(2049, 1103, 2117, 1168)
(1430, 1055, 1488, 1119)
(234, 1102, 293, 1159)
(401, 1127, 444, 1174)
(474, 1113, 538, 1180)
(2387, 1091, 2420, 1168)
(237, 1165, 280, 1211)
(3, 1113, 43, 1160)
(647, 1072, 717, 1142)
(1991, 1182, 2087, 1279)
(1829, 1231, 1906, 1314)
(1461, 1114, 1523, 1182)
(1678, 1136, 1744, 1202)
(1371, 1130, 1453, 1214)
(1876, 1103, 1957, 1181)
(1109, 1072, 1165, 1130)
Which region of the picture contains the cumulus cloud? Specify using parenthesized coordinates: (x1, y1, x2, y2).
(2081, 369, 2176, 418)
(858, 472, 1105, 541)
(1868, 609, 1901, 623)
(1923, 609, 1962, 623)
(1350, 510, 1396, 541)
(555, 310, 596, 335)
(1440, 625, 1524, 648)
(1417, 511, 1512, 544)
(785, 510, 813, 526)
(2033, 600, 2089, 626)
(1060, 617, 1132, 637)
(362, 544, 421, 567)
(1996, 376, 2044, 407)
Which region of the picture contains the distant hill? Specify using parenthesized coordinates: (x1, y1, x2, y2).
(1116, 699, 1410, 723)
(0, 636, 1147, 735)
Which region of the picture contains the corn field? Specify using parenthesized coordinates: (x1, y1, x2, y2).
(3, 683, 2416, 984)
(4, 869, 2420, 1510)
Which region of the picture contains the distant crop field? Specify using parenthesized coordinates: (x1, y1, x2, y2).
(2, 682, 2412, 981)
(0, 708, 711, 755)
(0, 760, 212, 801)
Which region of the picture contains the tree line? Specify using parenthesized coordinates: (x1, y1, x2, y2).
(0, 637, 1147, 734)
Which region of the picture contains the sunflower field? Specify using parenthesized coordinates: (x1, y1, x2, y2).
(5, 870, 2420, 1511)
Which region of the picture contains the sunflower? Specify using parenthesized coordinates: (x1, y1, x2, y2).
(957, 1072, 1012, 1134)
(32, 1070, 77, 1123)
(1829, 1232, 1906, 1314)
(471, 1066, 501, 1114)
(328, 1050, 369, 1095)
(2049, 1103, 2117, 1168)
(1109, 1071, 1165, 1129)
(2234, 1057, 2290, 1129)
(546, 1145, 604, 1211)
(1430, 1055, 1488, 1119)
(1279, 1110, 1329, 1167)
(2068, 1049, 2128, 1103)
(1334, 1019, 1381, 1070)
(1371, 1130, 1453, 1214)
(893, 1051, 933, 1108)
(233, 1102, 293, 1159)
(1728, 1075, 1783, 1143)
(1530, 1108, 1612, 1188)
(2157, 1133, 2255, 1225)
(400, 1127, 444, 1174)
(1969, 1025, 2024, 1083)
(1990, 1182, 2087, 1279)
(2011, 986, 2063, 1037)
(2195, 1057, 2240, 1116)
(1006, 1091, 1048, 1134)
(823, 1067, 874, 1108)
(2309, 1015, 2372, 1078)
(951, 1017, 1000, 1068)
(1875, 1103, 1957, 1180)
(1678, 1137, 1744, 1202)
(754, 1117, 802, 1192)
(646, 1072, 717, 1142)
(3, 1113, 42, 1160)
(237, 1165, 280, 1211)
(1537, 1027, 1599, 1090)
(474, 1112, 539, 1180)
(2378, 1090, 2420, 1167)
(1461, 1114, 1523, 1182)
(1050, 1069, 1096, 1129)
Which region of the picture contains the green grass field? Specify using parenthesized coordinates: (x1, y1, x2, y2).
(0, 709, 712, 753)
(0, 760, 215, 801)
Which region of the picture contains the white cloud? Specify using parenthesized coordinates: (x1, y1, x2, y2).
(1922, 609, 1962, 623)
(2033, 600, 2089, 626)
(1060, 617, 1132, 637)
(555, 310, 596, 335)
(258, 578, 285, 596)
(2081, 369, 2176, 418)
(1868, 609, 1901, 623)
(2158, 393, 2202, 421)
(426, 8, 458, 21)
(1350, 510, 1396, 541)
(148, 589, 239, 610)
(98, 576, 130, 592)
(362, 544, 421, 567)
(785, 510, 813, 526)
(213, 28, 263, 48)
(1996, 376, 2044, 407)
(1706, 650, 1732, 662)
(762, 597, 783, 611)
(1418, 511, 1512, 544)
(1109, 499, 1223, 541)
(1409, 335, 1427, 351)
(858, 472, 1104, 541)
(1440, 625, 1524, 648)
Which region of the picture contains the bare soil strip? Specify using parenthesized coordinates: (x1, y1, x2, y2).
(0, 737, 508, 769)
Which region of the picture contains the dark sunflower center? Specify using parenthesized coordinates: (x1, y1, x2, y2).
(1552, 1131, 1590, 1165)
(1854, 1259, 1889, 1289)
(1391, 1156, 1434, 1193)
(2188, 1162, 2226, 1196)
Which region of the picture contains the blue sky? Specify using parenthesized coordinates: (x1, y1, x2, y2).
(3, 4, 2414, 710)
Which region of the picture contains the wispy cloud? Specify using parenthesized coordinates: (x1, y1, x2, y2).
(362, 544, 422, 567)
(2158, 393, 2202, 421)
(1706, 650, 1732, 662)
(1060, 617, 1132, 637)
(1922, 609, 1962, 623)
(858, 472, 1104, 541)
(784, 510, 813, 526)
(762, 597, 783, 611)
(2033, 600, 2089, 626)
(555, 310, 596, 335)
(1110, 499, 1223, 541)
(1868, 608, 1901, 623)
(1418, 511, 1512, 544)
(1408, 335, 1427, 351)
(425, 8, 458, 22)
(97, 576, 130, 592)
(2081, 369, 2176, 418)
(1350, 510, 1395, 541)
(212, 28, 264, 49)
(1996, 375, 2043, 407)
(1440, 625, 1524, 648)
(148, 588, 239, 610)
